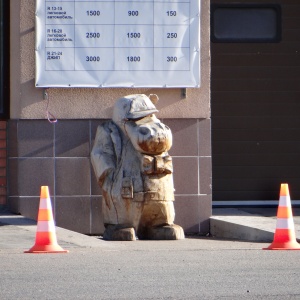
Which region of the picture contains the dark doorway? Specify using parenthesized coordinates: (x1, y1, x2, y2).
(211, 1, 300, 205)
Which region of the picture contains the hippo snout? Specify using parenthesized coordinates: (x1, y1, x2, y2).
(125, 120, 172, 155)
(138, 127, 172, 154)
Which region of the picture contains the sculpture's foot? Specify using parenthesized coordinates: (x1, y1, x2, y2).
(139, 224, 185, 240)
(103, 225, 136, 241)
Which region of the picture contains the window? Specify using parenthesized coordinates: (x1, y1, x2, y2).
(0, 1, 9, 118)
(211, 4, 281, 43)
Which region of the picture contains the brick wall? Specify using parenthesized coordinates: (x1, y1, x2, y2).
(0, 121, 7, 207)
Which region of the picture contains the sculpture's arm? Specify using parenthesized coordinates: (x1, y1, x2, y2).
(91, 123, 117, 187)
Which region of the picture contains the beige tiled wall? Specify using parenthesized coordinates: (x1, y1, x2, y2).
(8, 118, 211, 235)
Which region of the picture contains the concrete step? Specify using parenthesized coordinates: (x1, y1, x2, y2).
(210, 208, 300, 242)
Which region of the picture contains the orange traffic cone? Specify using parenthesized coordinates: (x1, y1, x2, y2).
(263, 183, 300, 250)
(25, 186, 68, 253)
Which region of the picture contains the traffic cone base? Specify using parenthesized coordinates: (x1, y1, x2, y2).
(263, 183, 300, 250)
(264, 241, 300, 251)
(25, 186, 68, 254)
(263, 228, 300, 250)
(25, 244, 68, 253)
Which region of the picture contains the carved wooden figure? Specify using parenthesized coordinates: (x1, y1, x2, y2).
(91, 94, 184, 240)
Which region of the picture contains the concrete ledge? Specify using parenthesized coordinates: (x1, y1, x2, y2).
(210, 208, 300, 242)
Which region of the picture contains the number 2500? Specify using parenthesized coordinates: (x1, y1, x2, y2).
(86, 33, 100, 38)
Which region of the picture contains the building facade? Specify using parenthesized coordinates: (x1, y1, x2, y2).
(3, 0, 298, 235)
(3, 1, 211, 235)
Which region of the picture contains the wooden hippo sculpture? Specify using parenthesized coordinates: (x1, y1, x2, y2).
(91, 94, 184, 241)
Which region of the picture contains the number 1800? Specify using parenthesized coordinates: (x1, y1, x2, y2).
(127, 56, 140, 62)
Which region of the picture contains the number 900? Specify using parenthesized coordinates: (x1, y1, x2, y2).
(128, 11, 139, 16)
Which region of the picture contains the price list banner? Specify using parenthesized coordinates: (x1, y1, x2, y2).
(35, 0, 200, 88)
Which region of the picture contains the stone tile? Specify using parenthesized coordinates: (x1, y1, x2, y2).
(55, 120, 90, 157)
(55, 197, 91, 234)
(55, 158, 91, 196)
(173, 196, 200, 233)
(91, 167, 102, 196)
(8, 158, 54, 196)
(7, 158, 18, 196)
(199, 157, 212, 195)
(19, 197, 44, 221)
(7, 120, 18, 157)
(173, 157, 198, 195)
(164, 119, 198, 156)
(7, 197, 20, 214)
(91, 196, 105, 235)
(199, 195, 212, 234)
(198, 118, 211, 157)
(16, 120, 54, 157)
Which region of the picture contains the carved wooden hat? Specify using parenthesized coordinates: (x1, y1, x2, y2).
(113, 94, 158, 124)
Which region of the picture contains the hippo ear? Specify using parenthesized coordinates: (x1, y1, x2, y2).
(148, 94, 159, 105)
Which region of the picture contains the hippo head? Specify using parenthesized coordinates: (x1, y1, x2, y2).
(112, 94, 172, 155)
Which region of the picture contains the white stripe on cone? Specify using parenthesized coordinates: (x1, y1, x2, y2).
(276, 218, 295, 230)
(279, 195, 291, 207)
(39, 198, 53, 210)
(37, 221, 56, 232)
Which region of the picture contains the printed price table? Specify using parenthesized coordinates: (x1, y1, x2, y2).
(36, 0, 200, 87)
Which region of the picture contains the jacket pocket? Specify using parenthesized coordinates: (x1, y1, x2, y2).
(121, 177, 133, 199)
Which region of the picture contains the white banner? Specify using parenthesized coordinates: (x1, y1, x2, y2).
(35, 0, 200, 88)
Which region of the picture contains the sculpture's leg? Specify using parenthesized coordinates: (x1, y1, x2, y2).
(102, 200, 143, 241)
(103, 224, 137, 241)
(137, 201, 185, 240)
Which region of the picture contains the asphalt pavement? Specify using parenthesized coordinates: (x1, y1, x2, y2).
(1, 210, 300, 299)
